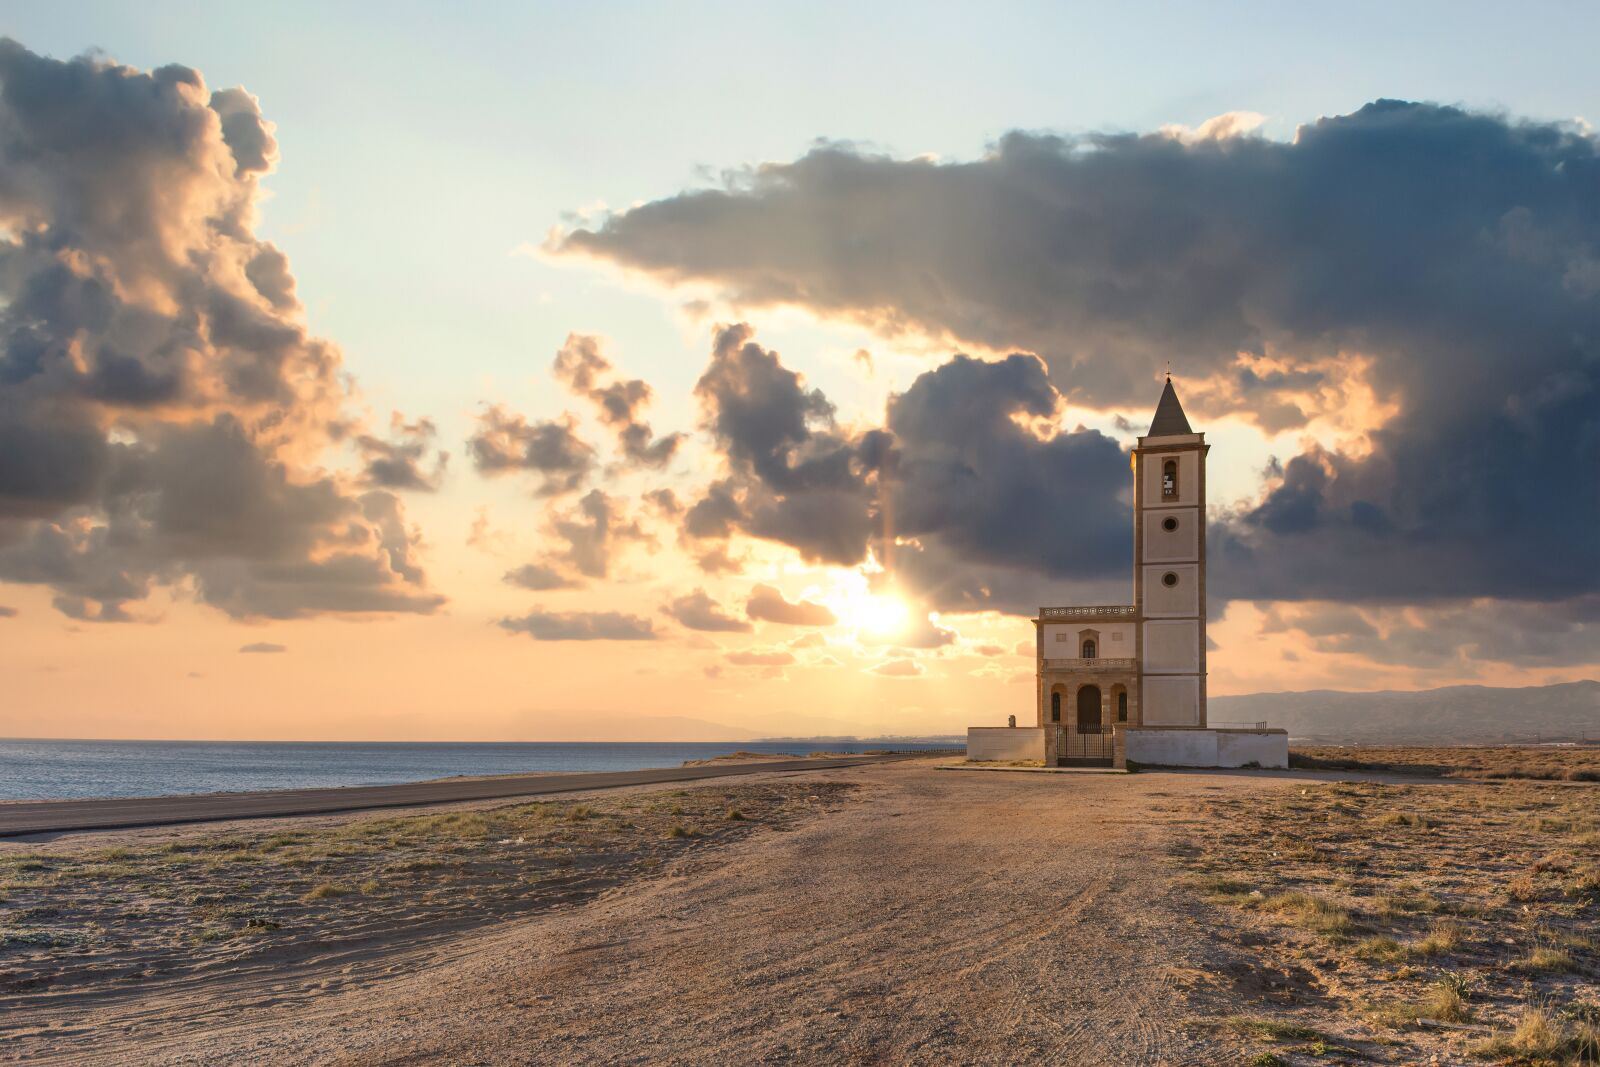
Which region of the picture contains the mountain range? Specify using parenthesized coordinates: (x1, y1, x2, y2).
(1210, 681, 1600, 743)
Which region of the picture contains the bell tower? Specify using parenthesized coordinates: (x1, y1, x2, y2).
(1133, 377, 1208, 727)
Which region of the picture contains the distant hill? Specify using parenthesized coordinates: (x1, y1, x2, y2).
(1211, 681, 1600, 744)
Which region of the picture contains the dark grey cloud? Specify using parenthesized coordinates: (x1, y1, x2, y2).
(745, 583, 836, 626)
(504, 562, 580, 591)
(687, 324, 878, 566)
(497, 609, 657, 641)
(0, 41, 442, 621)
(238, 641, 285, 653)
(467, 406, 595, 496)
(683, 324, 1132, 614)
(561, 102, 1600, 611)
(664, 588, 751, 632)
(357, 415, 447, 491)
(0, 604, 16, 617)
(552, 333, 684, 468)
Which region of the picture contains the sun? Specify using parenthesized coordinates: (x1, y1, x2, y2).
(849, 591, 910, 638)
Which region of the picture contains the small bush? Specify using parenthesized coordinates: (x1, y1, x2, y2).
(724, 809, 746, 821)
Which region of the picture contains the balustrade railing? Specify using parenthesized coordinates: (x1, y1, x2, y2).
(1039, 605, 1137, 619)
(1040, 657, 1137, 671)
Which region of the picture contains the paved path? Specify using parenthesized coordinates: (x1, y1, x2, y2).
(0, 754, 925, 837)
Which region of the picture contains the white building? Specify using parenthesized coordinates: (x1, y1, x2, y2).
(968, 379, 1288, 770)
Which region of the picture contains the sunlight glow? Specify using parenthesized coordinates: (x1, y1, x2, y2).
(848, 592, 911, 639)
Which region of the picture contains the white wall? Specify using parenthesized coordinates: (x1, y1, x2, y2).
(1143, 620, 1200, 672)
(966, 727, 1045, 762)
(1142, 675, 1200, 725)
(1141, 508, 1199, 561)
(1217, 731, 1290, 769)
(1042, 623, 1134, 653)
(1123, 728, 1287, 769)
(1142, 564, 1199, 616)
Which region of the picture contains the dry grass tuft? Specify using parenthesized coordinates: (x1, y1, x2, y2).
(1377, 810, 1432, 829)
(1420, 972, 1472, 1023)
(1514, 945, 1575, 973)
(1507, 871, 1540, 902)
(1414, 918, 1464, 957)
(303, 883, 350, 901)
(1260, 891, 1354, 937)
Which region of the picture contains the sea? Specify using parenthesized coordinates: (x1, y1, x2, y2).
(0, 739, 962, 802)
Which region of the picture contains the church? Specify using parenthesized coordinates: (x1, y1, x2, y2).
(968, 379, 1288, 770)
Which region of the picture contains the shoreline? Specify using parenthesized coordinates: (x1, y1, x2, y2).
(0, 752, 941, 839)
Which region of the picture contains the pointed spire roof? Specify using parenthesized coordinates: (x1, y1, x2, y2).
(1147, 376, 1193, 436)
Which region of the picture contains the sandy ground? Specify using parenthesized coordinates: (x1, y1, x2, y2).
(4, 761, 1324, 1065)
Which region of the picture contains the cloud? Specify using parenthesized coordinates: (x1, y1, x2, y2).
(726, 649, 795, 666)
(558, 102, 1600, 611)
(238, 641, 286, 653)
(664, 588, 751, 632)
(0, 40, 442, 621)
(547, 489, 650, 578)
(497, 609, 657, 641)
(356, 414, 447, 491)
(745, 583, 836, 626)
(0, 605, 16, 617)
(879, 614, 958, 650)
(971, 643, 1005, 657)
(686, 324, 880, 566)
(503, 562, 580, 591)
(867, 658, 924, 677)
(467, 406, 595, 496)
(679, 325, 1132, 614)
(552, 334, 684, 468)
(1261, 597, 1600, 669)
(643, 488, 682, 516)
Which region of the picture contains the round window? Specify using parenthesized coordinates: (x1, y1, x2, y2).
(1161, 572, 1179, 587)
(1162, 516, 1178, 532)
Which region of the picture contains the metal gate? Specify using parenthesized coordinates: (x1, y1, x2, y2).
(1059, 725, 1114, 764)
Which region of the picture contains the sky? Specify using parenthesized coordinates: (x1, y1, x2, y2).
(1, 3, 1597, 741)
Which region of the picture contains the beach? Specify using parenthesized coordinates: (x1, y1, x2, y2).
(3, 756, 1598, 1064)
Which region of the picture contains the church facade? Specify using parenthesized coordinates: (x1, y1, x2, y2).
(1037, 377, 1208, 764)
(967, 378, 1287, 770)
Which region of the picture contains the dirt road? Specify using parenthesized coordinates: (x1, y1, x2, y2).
(9, 762, 1287, 1065)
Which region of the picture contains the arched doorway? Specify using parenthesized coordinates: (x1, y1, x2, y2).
(1077, 685, 1103, 733)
